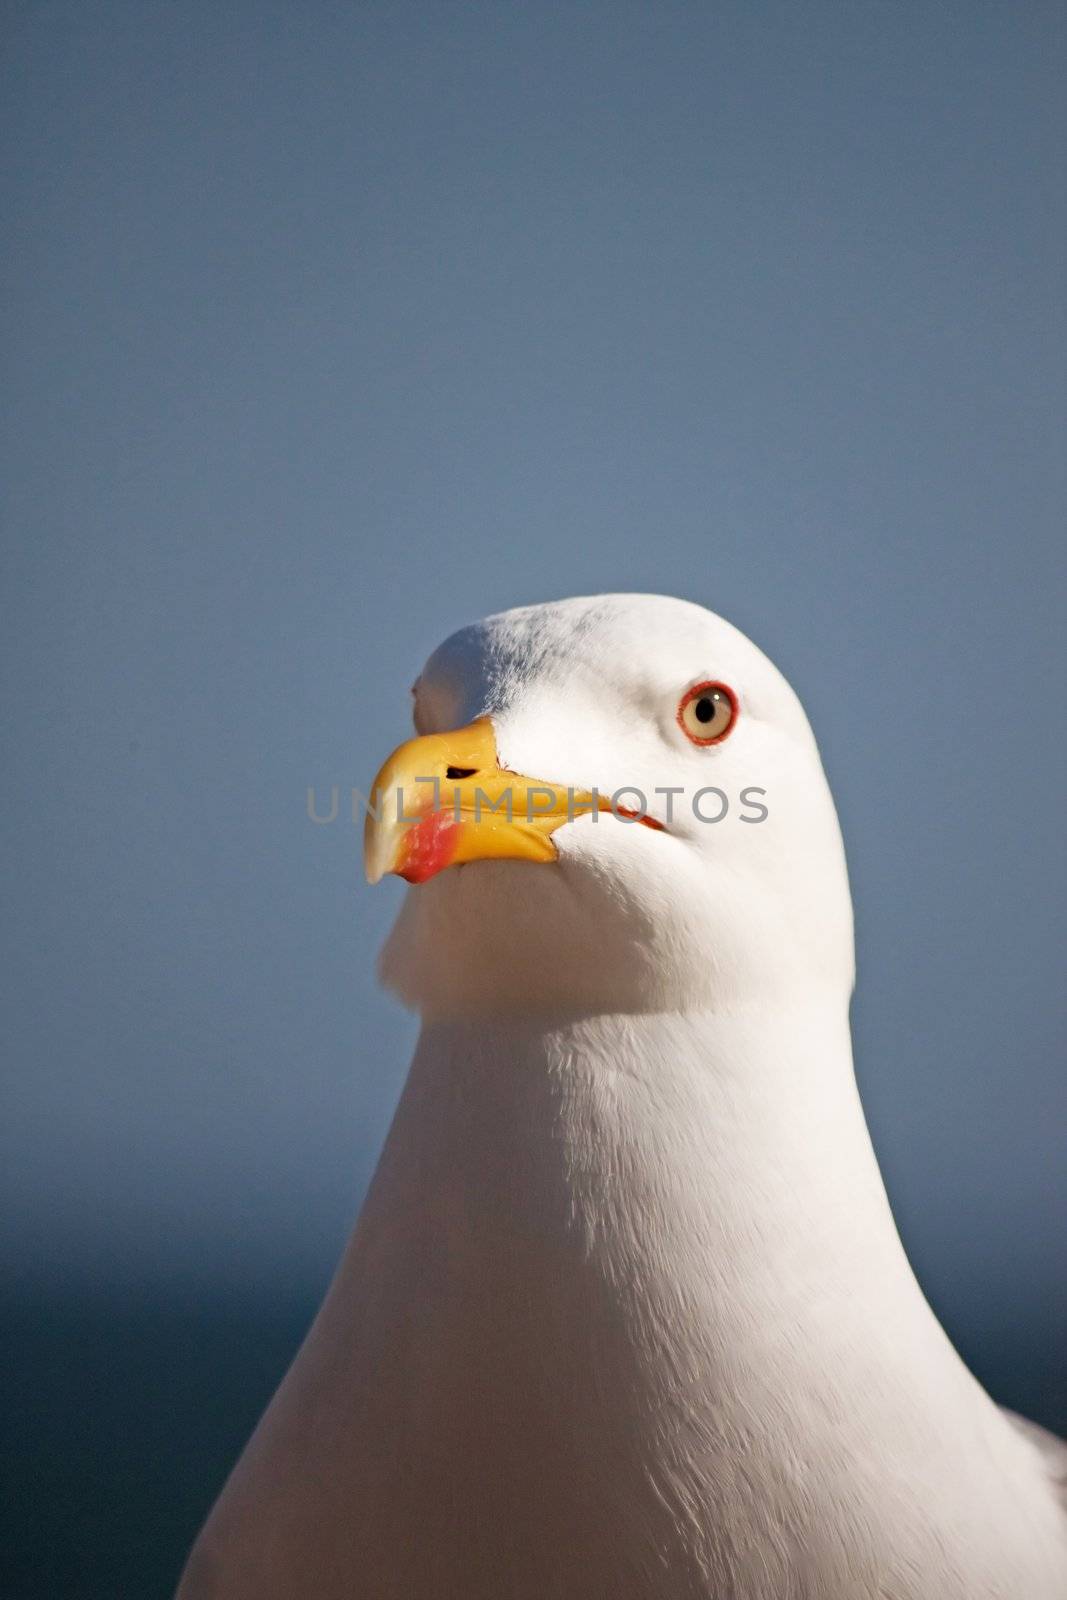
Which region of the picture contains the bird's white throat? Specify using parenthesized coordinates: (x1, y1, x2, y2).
(356, 1003, 924, 1397)
(269, 1003, 1056, 1599)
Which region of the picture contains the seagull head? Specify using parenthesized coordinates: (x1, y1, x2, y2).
(366, 594, 853, 1019)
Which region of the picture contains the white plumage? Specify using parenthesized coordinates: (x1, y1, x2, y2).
(179, 594, 1066, 1599)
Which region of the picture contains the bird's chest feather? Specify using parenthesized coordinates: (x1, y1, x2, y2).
(186, 1015, 1065, 1600)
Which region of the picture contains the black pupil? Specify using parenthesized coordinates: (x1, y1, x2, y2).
(694, 696, 717, 724)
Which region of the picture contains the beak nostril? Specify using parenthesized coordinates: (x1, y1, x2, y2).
(446, 765, 478, 780)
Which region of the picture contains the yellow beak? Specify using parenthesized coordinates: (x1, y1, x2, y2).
(364, 717, 601, 885)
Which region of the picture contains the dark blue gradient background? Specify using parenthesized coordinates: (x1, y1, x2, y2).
(2, 4, 1064, 1595)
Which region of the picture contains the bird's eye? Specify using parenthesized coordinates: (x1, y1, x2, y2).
(677, 681, 738, 745)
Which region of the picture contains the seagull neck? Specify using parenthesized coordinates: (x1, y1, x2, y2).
(289, 999, 990, 1589)
(364, 1002, 916, 1326)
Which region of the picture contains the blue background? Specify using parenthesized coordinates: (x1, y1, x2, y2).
(2, 4, 1064, 1595)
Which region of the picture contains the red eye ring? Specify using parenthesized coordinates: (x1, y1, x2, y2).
(677, 680, 738, 746)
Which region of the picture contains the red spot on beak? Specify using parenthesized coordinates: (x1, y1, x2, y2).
(397, 809, 462, 884)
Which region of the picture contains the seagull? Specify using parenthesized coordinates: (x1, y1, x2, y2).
(178, 594, 1066, 1599)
